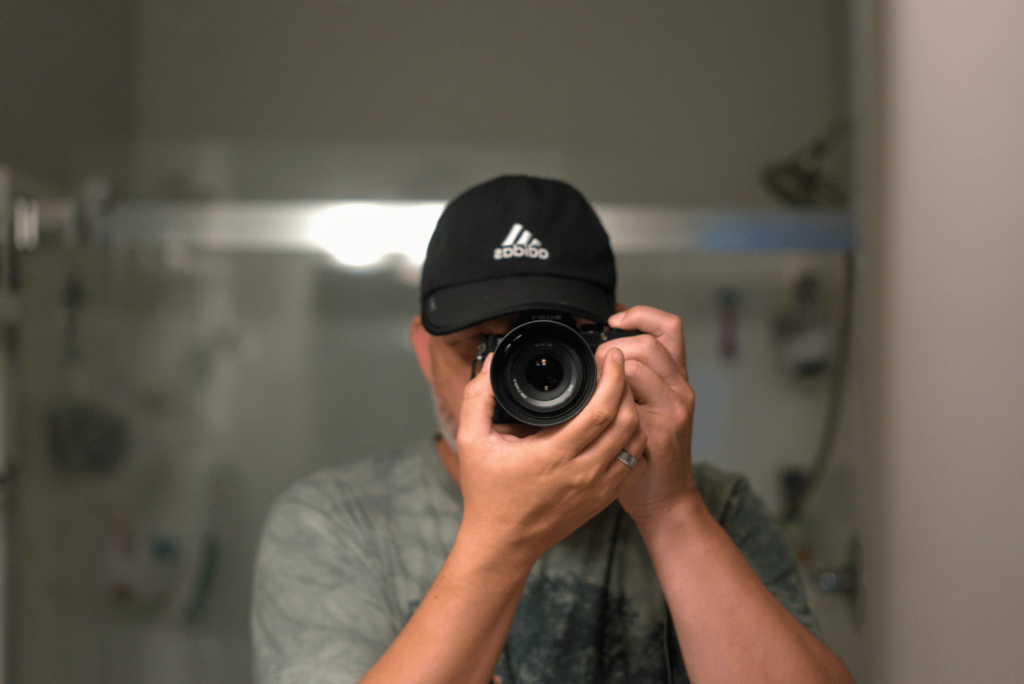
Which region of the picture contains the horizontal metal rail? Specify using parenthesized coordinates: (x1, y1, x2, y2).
(101, 200, 853, 267)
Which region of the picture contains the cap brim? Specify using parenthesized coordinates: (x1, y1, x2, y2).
(421, 275, 616, 335)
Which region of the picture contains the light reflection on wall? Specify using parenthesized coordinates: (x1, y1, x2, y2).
(306, 202, 441, 271)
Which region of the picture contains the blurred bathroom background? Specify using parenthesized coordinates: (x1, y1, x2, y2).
(2, 2, 1022, 683)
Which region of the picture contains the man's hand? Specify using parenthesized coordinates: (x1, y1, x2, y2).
(359, 347, 646, 684)
(596, 305, 698, 525)
(455, 347, 647, 568)
(596, 306, 855, 684)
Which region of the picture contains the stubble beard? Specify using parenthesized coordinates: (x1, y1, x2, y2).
(432, 389, 459, 455)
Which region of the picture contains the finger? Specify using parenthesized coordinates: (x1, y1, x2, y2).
(457, 353, 497, 441)
(622, 360, 695, 446)
(608, 424, 649, 496)
(608, 425, 648, 474)
(572, 380, 643, 471)
(613, 452, 648, 495)
(595, 333, 687, 393)
(608, 306, 687, 379)
(547, 347, 628, 453)
(622, 357, 681, 408)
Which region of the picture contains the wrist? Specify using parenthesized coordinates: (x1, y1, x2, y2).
(631, 487, 714, 546)
(451, 520, 541, 580)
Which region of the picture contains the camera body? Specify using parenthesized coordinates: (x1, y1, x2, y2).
(473, 311, 641, 427)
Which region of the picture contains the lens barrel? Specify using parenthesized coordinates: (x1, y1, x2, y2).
(489, 320, 597, 426)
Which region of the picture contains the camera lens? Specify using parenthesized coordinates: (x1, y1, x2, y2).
(524, 355, 564, 393)
(512, 346, 573, 403)
(489, 319, 597, 427)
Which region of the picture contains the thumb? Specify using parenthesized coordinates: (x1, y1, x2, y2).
(459, 353, 497, 440)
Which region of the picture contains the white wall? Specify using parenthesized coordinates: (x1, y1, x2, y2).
(858, 0, 1024, 681)
(119, 0, 847, 204)
(3, 1, 848, 202)
(0, 0, 134, 186)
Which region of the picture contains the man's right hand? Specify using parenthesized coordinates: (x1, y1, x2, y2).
(454, 348, 647, 570)
(359, 347, 646, 684)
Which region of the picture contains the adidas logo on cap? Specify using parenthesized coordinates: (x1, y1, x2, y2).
(493, 223, 550, 261)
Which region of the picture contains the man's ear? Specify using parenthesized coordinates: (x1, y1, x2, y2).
(409, 316, 434, 386)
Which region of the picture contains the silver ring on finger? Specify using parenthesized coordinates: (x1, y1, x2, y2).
(616, 450, 638, 469)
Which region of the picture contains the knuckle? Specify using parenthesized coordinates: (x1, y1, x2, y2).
(682, 389, 696, 412)
(622, 405, 641, 433)
(638, 334, 659, 354)
(624, 358, 643, 378)
(669, 399, 689, 424)
(585, 403, 616, 429)
(571, 465, 599, 490)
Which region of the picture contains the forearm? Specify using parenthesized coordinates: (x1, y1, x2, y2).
(637, 495, 854, 684)
(358, 530, 533, 684)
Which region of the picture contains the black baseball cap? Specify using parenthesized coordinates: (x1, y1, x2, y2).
(420, 175, 617, 335)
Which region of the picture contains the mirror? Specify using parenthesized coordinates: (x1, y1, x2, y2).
(2, 2, 856, 681)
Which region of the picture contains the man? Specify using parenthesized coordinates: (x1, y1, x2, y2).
(252, 176, 854, 683)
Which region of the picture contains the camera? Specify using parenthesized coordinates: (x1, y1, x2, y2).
(472, 311, 641, 427)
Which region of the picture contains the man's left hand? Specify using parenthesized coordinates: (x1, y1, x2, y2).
(596, 305, 698, 525)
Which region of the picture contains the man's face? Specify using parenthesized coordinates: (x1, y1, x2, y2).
(409, 314, 519, 456)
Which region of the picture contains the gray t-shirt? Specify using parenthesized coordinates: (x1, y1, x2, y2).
(252, 437, 818, 683)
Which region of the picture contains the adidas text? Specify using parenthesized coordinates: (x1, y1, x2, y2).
(494, 244, 550, 260)
(493, 223, 550, 260)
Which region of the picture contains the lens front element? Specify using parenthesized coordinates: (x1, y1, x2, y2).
(490, 320, 597, 426)
(524, 354, 564, 393)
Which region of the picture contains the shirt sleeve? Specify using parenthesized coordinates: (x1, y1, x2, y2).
(715, 474, 822, 639)
(251, 475, 401, 684)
